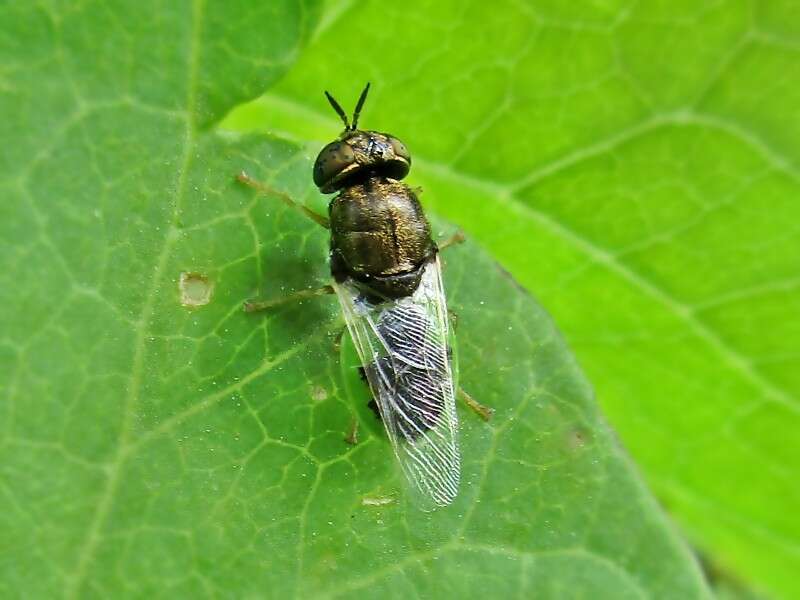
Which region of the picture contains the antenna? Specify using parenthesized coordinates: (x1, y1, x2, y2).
(324, 83, 372, 131)
(324, 91, 350, 129)
(351, 82, 371, 130)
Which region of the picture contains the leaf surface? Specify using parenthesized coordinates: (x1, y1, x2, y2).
(0, 1, 711, 598)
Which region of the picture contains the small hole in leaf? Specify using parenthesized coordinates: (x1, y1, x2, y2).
(179, 272, 213, 308)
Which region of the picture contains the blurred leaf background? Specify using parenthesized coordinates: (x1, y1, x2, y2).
(1, 0, 798, 598)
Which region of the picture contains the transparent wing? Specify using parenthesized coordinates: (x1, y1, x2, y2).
(334, 256, 460, 508)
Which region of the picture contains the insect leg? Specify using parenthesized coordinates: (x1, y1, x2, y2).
(237, 171, 330, 228)
(355, 366, 384, 422)
(347, 363, 381, 443)
(344, 419, 359, 445)
(438, 230, 466, 252)
(447, 309, 459, 332)
(331, 328, 345, 353)
(243, 285, 334, 313)
(458, 387, 493, 422)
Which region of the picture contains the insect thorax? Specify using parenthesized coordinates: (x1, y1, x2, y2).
(329, 176, 435, 299)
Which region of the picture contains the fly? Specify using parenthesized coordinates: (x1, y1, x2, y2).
(238, 84, 491, 509)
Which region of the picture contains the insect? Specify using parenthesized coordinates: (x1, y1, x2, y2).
(238, 84, 490, 509)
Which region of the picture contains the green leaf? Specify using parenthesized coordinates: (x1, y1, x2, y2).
(223, 1, 800, 598)
(1, 1, 712, 598)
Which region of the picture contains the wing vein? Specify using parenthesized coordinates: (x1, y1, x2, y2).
(335, 257, 460, 508)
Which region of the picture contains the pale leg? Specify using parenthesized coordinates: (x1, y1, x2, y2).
(237, 171, 330, 228)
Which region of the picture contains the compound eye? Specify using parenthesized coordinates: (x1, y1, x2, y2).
(389, 136, 411, 163)
(313, 141, 356, 188)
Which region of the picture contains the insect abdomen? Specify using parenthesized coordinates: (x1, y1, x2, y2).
(363, 301, 449, 439)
